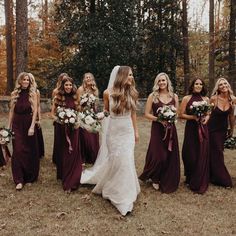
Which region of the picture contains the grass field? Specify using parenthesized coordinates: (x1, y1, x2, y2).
(0, 113, 236, 236)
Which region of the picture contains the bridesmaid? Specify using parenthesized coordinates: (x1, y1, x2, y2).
(139, 72, 180, 193)
(0, 146, 11, 169)
(7, 72, 39, 190)
(51, 76, 82, 192)
(179, 78, 209, 194)
(77, 73, 99, 164)
(52, 73, 69, 164)
(208, 78, 236, 188)
(28, 73, 45, 158)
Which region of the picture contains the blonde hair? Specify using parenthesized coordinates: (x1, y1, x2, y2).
(111, 66, 138, 114)
(82, 72, 99, 97)
(152, 72, 174, 102)
(10, 72, 37, 111)
(211, 78, 234, 102)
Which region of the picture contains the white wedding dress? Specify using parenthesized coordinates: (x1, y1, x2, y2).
(92, 96, 140, 215)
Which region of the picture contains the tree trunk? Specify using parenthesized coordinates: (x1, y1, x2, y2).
(228, 0, 236, 93)
(182, 0, 190, 94)
(4, 0, 14, 93)
(209, 0, 215, 94)
(15, 0, 28, 77)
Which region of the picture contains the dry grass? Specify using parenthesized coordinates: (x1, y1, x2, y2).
(0, 113, 236, 236)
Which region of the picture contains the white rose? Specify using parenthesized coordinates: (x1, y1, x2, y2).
(5, 137, 9, 142)
(96, 112, 105, 120)
(59, 111, 65, 119)
(192, 101, 198, 106)
(85, 115, 95, 125)
(1, 130, 8, 137)
(69, 117, 75, 124)
(66, 110, 73, 118)
(65, 119, 69, 123)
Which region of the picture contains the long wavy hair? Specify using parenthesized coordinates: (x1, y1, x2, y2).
(82, 72, 99, 97)
(111, 66, 138, 114)
(152, 72, 174, 102)
(54, 76, 78, 108)
(57, 73, 68, 88)
(10, 72, 37, 111)
(188, 78, 207, 96)
(211, 77, 234, 102)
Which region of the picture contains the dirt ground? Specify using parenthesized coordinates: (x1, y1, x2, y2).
(0, 113, 236, 236)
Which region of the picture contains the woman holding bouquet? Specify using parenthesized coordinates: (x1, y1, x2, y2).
(7, 72, 39, 190)
(179, 78, 209, 194)
(208, 78, 236, 188)
(139, 72, 180, 193)
(52, 73, 69, 164)
(92, 66, 140, 216)
(51, 76, 82, 192)
(77, 73, 99, 164)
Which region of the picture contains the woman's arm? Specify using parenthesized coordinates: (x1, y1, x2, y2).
(37, 90, 41, 126)
(7, 94, 14, 129)
(228, 97, 236, 136)
(28, 92, 38, 136)
(178, 95, 197, 121)
(144, 94, 157, 121)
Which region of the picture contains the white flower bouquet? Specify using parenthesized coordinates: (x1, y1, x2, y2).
(156, 105, 177, 123)
(189, 101, 213, 117)
(56, 106, 79, 128)
(80, 93, 97, 109)
(78, 109, 109, 133)
(0, 127, 14, 145)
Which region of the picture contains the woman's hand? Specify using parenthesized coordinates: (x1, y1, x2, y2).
(201, 115, 210, 125)
(28, 127, 34, 136)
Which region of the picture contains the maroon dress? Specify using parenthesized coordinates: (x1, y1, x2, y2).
(79, 128, 99, 164)
(35, 123, 45, 158)
(0, 146, 11, 167)
(11, 89, 40, 185)
(53, 94, 82, 191)
(139, 98, 180, 193)
(208, 105, 233, 187)
(182, 94, 209, 194)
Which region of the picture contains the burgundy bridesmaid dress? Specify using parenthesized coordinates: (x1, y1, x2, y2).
(35, 123, 45, 158)
(182, 93, 209, 194)
(79, 128, 99, 164)
(208, 106, 233, 187)
(139, 98, 180, 193)
(53, 94, 82, 191)
(11, 89, 40, 185)
(0, 145, 11, 167)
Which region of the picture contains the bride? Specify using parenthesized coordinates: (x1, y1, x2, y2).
(81, 65, 140, 216)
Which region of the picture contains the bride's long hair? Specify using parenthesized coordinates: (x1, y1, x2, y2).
(111, 66, 138, 114)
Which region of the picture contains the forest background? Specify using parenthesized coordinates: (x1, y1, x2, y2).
(0, 0, 235, 98)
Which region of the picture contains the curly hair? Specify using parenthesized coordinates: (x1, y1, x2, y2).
(10, 72, 37, 112)
(188, 78, 207, 96)
(54, 76, 78, 109)
(111, 66, 138, 114)
(152, 72, 174, 102)
(82, 72, 99, 97)
(211, 77, 234, 102)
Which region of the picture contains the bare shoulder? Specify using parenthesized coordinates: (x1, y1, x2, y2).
(173, 93, 179, 99)
(181, 95, 191, 103)
(210, 95, 217, 103)
(103, 89, 109, 97)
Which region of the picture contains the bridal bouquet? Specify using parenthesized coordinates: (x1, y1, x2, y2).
(80, 93, 97, 109)
(78, 109, 109, 133)
(189, 101, 213, 117)
(156, 105, 177, 123)
(224, 136, 236, 149)
(56, 106, 79, 128)
(0, 127, 14, 145)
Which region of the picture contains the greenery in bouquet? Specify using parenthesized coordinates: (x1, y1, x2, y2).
(189, 101, 213, 117)
(0, 127, 14, 145)
(156, 105, 177, 123)
(56, 106, 79, 128)
(224, 136, 236, 149)
(80, 93, 97, 109)
(78, 109, 109, 133)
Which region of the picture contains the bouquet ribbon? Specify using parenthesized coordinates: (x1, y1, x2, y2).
(162, 123, 174, 152)
(65, 126, 73, 154)
(198, 121, 206, 143)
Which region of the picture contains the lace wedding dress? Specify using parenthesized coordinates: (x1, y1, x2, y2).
(92, 95, 140, 215)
